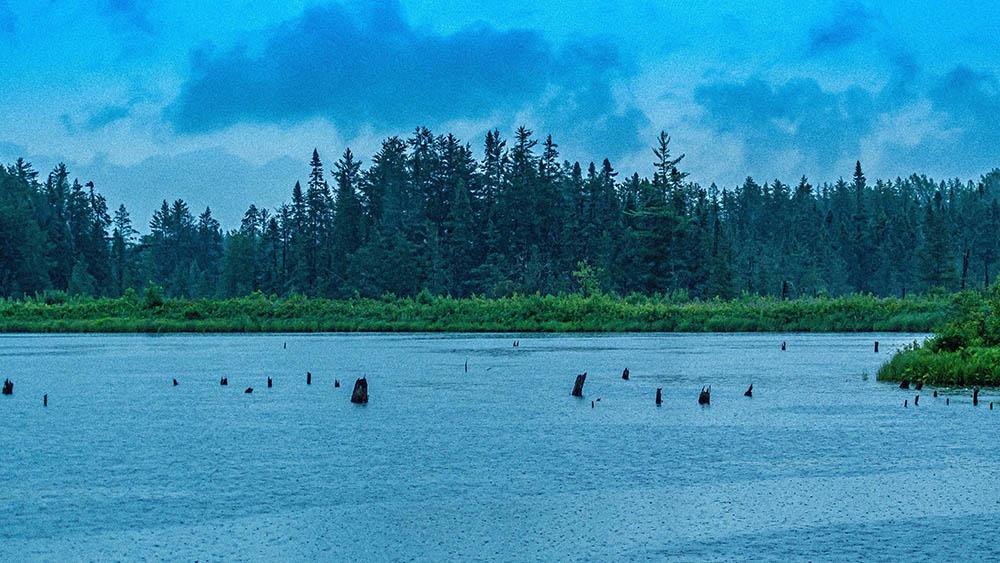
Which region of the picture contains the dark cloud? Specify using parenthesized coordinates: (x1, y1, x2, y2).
(693, 62, 1000, 180)
(166, 1, 645, 156)
(84, 104, 132, 131)
(694, 77, 876, 172)
(807, 1, 882, 55)
(0, 0, 15, 34)
(102, 0, 155, 34)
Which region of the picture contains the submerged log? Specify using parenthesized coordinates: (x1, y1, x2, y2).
(571, 373, 587, 397)
(915, 381, 923, 391)
(351, 377, 369, 404)
(622, 367, 630, 381)
(2, 378, 12, 395)
(698, 386, 711, 405)
(244, 387, 253, 394)
(655, 388, 662, 406)
(307, 371, 312, 385)
(744, 384, 753, 397)
(899, 380, 910, 390)
(973, 386, 980, 406)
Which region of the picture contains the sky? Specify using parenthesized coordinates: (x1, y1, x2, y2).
(1, 0, 999, 227)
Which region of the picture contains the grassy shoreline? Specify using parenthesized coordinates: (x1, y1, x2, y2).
(877, 290, 1000, 387)
(0, 291, 954, 334)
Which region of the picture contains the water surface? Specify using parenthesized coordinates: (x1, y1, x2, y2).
(1, 332, 998, 561)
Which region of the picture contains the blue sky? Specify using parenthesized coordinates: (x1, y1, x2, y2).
(1, 0, 998, 226)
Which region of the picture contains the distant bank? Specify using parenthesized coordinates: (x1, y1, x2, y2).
(0, 290, 954, 334)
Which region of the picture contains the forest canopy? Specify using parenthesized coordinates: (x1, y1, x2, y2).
(1, 127, 998, 301)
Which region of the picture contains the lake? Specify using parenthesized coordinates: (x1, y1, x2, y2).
(1, 332, 998, 561)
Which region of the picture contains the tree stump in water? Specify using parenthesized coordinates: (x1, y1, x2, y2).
(655, 388, 662, 406)
(973, 387, 980, 406)
(220, 377, 228, 386)
(351, 377, 369, 404)
(173, 378, 178, 386)
(267, 377, 272, 388)
(914, 381, 923, 391)
(744, 384, 753, 397)
(933, 390, 938, 397)
(781, 341, 786, 351)
(571, 373, 587, 397)
(2, 379, 13, 395)
(43, 394, 47, 407)
(874, 340, 879, 353)
(698, 386, 711, 405)
(335, 379, 341, 388)
(307, 371, 312, 385)
(914, 395, 919, 406)
(899, 380, 909, 390)
(622, 368, 629, 381)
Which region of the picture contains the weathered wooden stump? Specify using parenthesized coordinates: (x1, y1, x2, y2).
(744, 384, 753, 397)
(220, 377, 228, 386)
(933, 390, 938, 397)
(267, 377, 272, 388)
(571, 373, 587, 397)
(698, 386, 711, 405)
(591, 400, 595, 408)
(2, 378, 12, 395)
(781, 341, 786, 351)
(351, 377, 369, 404)
(973, 386, 980, 406)
(655, 388, 662, 406)
(946, 397, 950, 405)
(914, 381, 923, 391)
(335, 379, 341, 388)
(899, 380, 910, 390)
(307, 371, 312, 385)
(172, 378, 178, 386)
(622, 367, 630, 381)
(914, 395, 919, 406)
(245, 387, 253, 394)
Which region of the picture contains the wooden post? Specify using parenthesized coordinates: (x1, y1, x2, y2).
(914, 395, 919, 406)
(571, 373, 587, 397)
(874, 340, 879, 353)
(933, 390, 938, 397)
(267, 377, 272, 388)
(220, 377, 228, 386)
(173, 378, 178, 386)
(43, 394, 47, 407)
(307, 371, 312, 385)
(351, 377, 369, 404)
(622, 368, 629, 381)
(2, 378, 12, 395)
(781, 341, 786, 351)
(698, 386, 711, 405)
(655, 388, 662, 406)
(973, 387, 980, 406)
(335, 379, 341, 388)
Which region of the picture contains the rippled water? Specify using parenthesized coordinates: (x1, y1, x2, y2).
(1, 332, 998, 561)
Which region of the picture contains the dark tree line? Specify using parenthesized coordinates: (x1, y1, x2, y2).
(2, 127, 999, 300)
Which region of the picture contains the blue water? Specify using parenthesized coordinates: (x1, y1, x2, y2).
(1, 332, 998, 561)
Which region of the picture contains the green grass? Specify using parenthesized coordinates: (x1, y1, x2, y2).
(0, 290, 954, 334)
(877, 288, 1000, 387)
